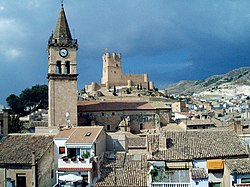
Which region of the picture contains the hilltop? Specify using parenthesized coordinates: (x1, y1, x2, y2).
(166, 67, 250, 96)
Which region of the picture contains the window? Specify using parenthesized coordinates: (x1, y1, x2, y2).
(56, 61, 61, 74)
(140, 123, 143, 130)
(209, 183, 221, 187)
(107, 125, 110, 131)
(16, 174, 26, 187)
(196, 181, 199, 185)
(102, 112, 104, 116)
(59, 147, 65, 154)
(85, 132, 92, 136)
(241, 178, 250, 183)
(116, 64, 118, 67)
(51, 169, 54, 179)
(114, 71, 116, 74)
(243, 125, 249, 129)
(66, 61, 70, 74)
(112, 112, 115, 115)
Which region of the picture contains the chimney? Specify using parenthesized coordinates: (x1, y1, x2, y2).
(32, 151, 37, 187)
(3, 109, 10, 136)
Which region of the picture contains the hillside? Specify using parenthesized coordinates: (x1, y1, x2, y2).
(166, 67, 250, 95)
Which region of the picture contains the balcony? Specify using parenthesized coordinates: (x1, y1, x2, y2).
(150, 169, 191, 187)
(58, 157, 93, 169)
(151, 183, 191, 187)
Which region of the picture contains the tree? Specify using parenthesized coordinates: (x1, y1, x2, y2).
(6, 84, 48, 115)
(6, 94, 24, 114)
(8, 114, 23, 133)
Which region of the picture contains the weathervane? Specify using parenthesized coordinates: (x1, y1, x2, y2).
(61, 0, 64, 7)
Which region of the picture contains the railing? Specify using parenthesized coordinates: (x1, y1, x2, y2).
(151, 183, 191, 187)
(58, 157, 92, 168)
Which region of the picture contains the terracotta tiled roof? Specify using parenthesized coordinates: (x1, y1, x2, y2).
(77, 101, 161, 112)
(184, 119, 215, 126)
(58, 168, 91, 171)
(0, 134, 54, 164)
(175, 112, 193, 116)
(149, 128, 249, 161)
(225, 158, 250, 174)
(95, 153, 148, 186)
(128, 137, 146, 148)
(191, 168, 208, 179)
(54, 126, 103, 144)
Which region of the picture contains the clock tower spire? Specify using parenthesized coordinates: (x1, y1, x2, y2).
(47, 4, 78, 127)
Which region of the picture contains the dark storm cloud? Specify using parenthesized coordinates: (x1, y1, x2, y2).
(1, 0, 250, 104)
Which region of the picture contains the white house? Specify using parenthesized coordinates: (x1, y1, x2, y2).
(54, 126, 106, 186)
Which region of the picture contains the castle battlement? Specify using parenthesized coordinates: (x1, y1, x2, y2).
(99, 51, 154, 90)
(102, 52, 122, 62)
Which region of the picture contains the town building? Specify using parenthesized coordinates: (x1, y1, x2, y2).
(179, 119, 216, 130)
(77, 100, 171, 133)
(53, 126, 106, 186)
(147, 128, 249, 187)
(172, 101, 188, 113)
(0, 134, 55, 187)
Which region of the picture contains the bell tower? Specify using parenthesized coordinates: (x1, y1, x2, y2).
(48, 3, 78, 127)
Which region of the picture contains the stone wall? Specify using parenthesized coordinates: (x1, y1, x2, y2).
(0, 167, 32, 187)
(95, 128, 106, 157)
(48, 79, 77, 127)
(78, 109, 171, 133)
(106, 133, 128, 152)
(37, 143, 55, 187)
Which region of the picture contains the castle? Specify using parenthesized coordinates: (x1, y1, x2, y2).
(86, 52, 154, 92)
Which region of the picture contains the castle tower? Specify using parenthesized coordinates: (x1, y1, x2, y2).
(101, 53, 122, 88)
(47, 4, 78, 127)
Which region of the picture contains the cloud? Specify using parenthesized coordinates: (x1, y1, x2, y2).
(1, 0, 250, 104)
(0, 18, 27, 61)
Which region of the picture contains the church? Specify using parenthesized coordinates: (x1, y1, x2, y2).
(47, 3, 78, 127)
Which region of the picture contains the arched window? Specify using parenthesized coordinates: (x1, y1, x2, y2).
(66, 61, 70, 74)
(56, 61, 61, 74)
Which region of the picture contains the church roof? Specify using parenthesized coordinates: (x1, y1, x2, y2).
(53, 5, 72, 41)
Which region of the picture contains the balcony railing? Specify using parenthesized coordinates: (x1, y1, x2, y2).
(150, 182, 191, 187)
(58, 157, 93, 169)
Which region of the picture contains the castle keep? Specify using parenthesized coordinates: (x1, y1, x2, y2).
(101, 52, 154, 89)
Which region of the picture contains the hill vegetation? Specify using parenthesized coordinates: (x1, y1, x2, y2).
(166, 67, 250, 95)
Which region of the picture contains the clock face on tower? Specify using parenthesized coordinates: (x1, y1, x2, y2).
(59, 48, 68, 57)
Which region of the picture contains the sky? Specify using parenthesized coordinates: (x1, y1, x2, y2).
(1, 0, 250, 105)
